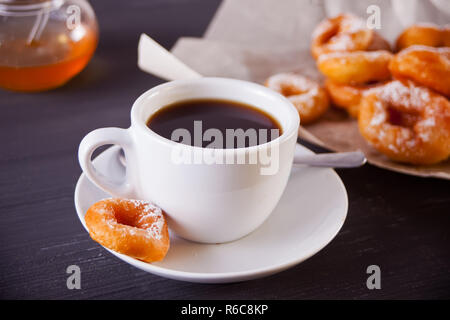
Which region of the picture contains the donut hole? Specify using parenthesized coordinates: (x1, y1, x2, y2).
(387, 106, 420, 127)
(365, 80, 380, 86)
(280, 83, 307, 97)
(111, 205, 144, 229)
(114, 209, 137, 227)
(322, 24, 340, 45)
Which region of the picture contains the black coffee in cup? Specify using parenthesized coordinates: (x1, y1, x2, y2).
(147, 99, 282, 149)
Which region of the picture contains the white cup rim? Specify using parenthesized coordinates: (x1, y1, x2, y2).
(130, 77, 300, 154)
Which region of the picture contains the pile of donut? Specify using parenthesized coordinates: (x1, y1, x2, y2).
(266, 14, 450, 165)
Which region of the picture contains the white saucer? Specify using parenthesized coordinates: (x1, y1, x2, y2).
(74, 145, 348, 283)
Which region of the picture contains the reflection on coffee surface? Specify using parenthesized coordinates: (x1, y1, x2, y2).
(147, 99, 282, 148)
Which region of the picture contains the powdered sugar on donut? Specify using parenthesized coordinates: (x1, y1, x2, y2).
(326, 34, 356, 51)
(369, 101, 386, 126)
(369, 80, 431, 111)
(265, 73, 316, 93)
(266, 73, 320, 111)
(130, 199, 165, 240)
(318, 50, 387, 63)
(341, 15, 366, 32)
(265, 73, 329, 124)
(359, 80, 450, 164)
(99, 198, 165, 240)
(317, 14, 368, 51)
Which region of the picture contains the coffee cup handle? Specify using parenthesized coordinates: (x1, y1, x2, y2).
(78, 127, 135, 198)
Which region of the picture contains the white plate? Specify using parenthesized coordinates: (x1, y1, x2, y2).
(74, 145, 348, 283)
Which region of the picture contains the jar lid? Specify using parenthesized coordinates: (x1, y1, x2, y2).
(0, 0, 63, 14)
(0, 0, 56, 5)
(0, 1, 52, 3)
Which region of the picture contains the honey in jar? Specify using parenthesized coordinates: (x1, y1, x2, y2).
(0, 0, 98, 92)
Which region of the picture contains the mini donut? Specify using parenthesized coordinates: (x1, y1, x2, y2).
(358, 80, 450, 165)
(389, 46, 450, 97)
(396, 23, 450, 51)
(317, 50, 393, 84)
(265, 73, 329, 124)
(324, 79, 385, 118)
(311, 14, 390, 60)
(85, 198, 170, 263)
(445, 26, 450, 47)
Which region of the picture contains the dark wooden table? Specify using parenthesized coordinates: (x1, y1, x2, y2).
(1, 0, 449, 300)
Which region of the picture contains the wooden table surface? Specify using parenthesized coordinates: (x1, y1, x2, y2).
(0, 0, 449, 300)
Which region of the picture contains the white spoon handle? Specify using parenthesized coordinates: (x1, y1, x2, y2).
(138, 33, 202, 81)
(118, 149, 366, 169)
(294, 151, 366, 168)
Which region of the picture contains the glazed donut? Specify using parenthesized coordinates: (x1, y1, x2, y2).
(389, 46, 450, 97)
(265, 73, 329, 124)
(85, 198, 170, 263)
(396, 23, 450, 51)
(324, 79, 384, 118)
(317, 50, 393, 85)
(311, 14, 390, 60)
(358, 80, 450, 165)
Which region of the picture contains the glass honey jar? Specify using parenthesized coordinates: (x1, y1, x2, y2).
(0, 0, 98, 92)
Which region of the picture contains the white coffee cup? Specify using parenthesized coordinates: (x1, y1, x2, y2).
(78, 77, 299, 243)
